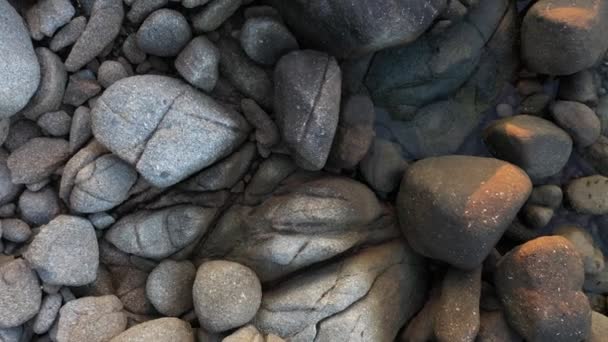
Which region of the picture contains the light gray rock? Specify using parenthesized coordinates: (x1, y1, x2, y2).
(0, 259, 41, 328)
(146, 260, 195, 317)
(25, 0, 75, 40)
(110, 318, 194, 342)
(49, 16, 87, 52)
(240, 17, 298, 65)
(274, 50, 341, 170)
(193, 260, 262, 332)
(360, 138, 407, 194)
(55, 295, 127, 342)
(7, 137, 69, 184)
(0, 219, 31, 243)
(91, 75, 250, 187)
(33, 294, 62, 334)
(0, 149, 21, 206)
(192, 0, 242, 32)
(136, 9, 192, 57)
(105, 205, 217, 259)
(24, 215, 99, 286)
(175, 36, 220, 92)
(122, 34, 147, 65)
(69, 106, 92, 153)
(59, 140, 107, 205)
(127, 0, 168, 24)
(38, 110, 72, 136)
(17, 186, 62, 226)
(0, 0, 41, 119)
(98, 61, 128, 89)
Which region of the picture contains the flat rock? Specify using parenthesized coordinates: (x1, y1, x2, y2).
(110, 318, 194, 342)
(7, 137, 69, 185)
(0, 259, 41, 328)
(567, 175, 608, 215)
(55, 295, 127, 342)
(397, 156, 532, 269)
(146, 260, 196, 317)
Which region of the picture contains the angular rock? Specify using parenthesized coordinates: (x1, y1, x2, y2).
(91, 75, 251, 187)
(7, 137, 69, 184)
(4, 120, 42, 152)
(0, 259, 41, 328)
(110, 318, 194, 342)
(567, 175, 608, 215)
(521, 0, 608, 75)
(105, 205, 217, 259)
(18, 187, 62, 226)
(240, 17, 298, 66)
(146, 260, 195, 317)
(193, 260, 262, 332)
(38, 110, 72, 136)
(255, 241, 427, 341)
(64, 0, 124, 72)
(55, 295, 127, 342)
(397, 156, 532, 269)
(136, 9, 192, 57)
(554, 225, 604, 275)
(33, 293, 62, 334)
(274, 50, 341, 170)
(24, 215, 99, 286)
(49, 16, 87, 52)
(360, 138, 407, 194)
(25, 0, 75, 40)
(192, 0, 242, 32)
(495, 236, 592, 342)
(484, 115, 573, 180)
(0, 0, 40, 118)
(550, 101, 601, 147)
(63, 73, 102, 107)
(175, 36, 220, 92)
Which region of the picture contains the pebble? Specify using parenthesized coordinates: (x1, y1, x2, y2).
(567, 175, 608, 215)
(146, 260, 196, 317)
(550, 101, 601, 147)
(591, 311, 608, 342)
(110, 317, 194, 342)
(25, 0, 75, 40)
(477, 310, 523, 342)
(175, 36, 220, 92)
(192, 0, 242, 32)
(0, 219, 31, 243)
(49, 16, 87, 52)
(520, 93, 551, 115)
(63, 73, 102, 107)
(7, 137, 70, 185)
(4, 120, 42, 152)
(240, 99, 280, 150)
(240, 17, 298, 65)
(55, 295, 127, 342)
(18, 187, 62, 226)
(98, 61, 128, 89)
(496, 103, 514, 117)
(33, 294, 62, 334)
(122, 34, 147, 65)
(68, 106, 92, 153)
(37, 110, 72, 136)
(127, 0, 169, 24)
(24, 215, 99, 286)
(558, 70, 598, 106)
(0, 259, 41, 328)
(0, 150, 21, 207)
(554, 225, 604, 275)
(528, 184, 563, 208)
(360, 138, 407, 194)
(136, 9, 192, 57)
(224, 325, 285, 342)
(521, 204, 554, 229)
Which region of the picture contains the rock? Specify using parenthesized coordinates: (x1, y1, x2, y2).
(274, 50, 341, 170)
(37, 110, 72, 136)
(98, 61, 128, 89)
(146, 260, 196, 317)
(110, 318, 194, 342)
(520, 93, 551, 115)
(33, 294, 62, 334)
(69, 106, 92, 153)
(521, 0, 608, 75)
(242, 154, 297, 205)
(88, 212, 115, 230)
(91, 75, 251, 187)
(591, 311, 608, 342)
(528, 184, 563, 208)
(63, 73, 102, 107)
(0, 0, 40, 118)
(175, 36, 220, 92)
(17, 187, 62, 226)
(182, 0, 210, 8)
(558, 70, 598, 106)
(7, 137, 69, 184)
(25, 0, 75, 40)
(55, 295, 127, 342)
(49, 16, 87, 52)
(110, 266, 154, 315)
(127, 0, 168, 24)
(65, 0, 124, 72)
(550, 101, 601, 147)
(0, 149, 21, 206)
(240, 17, 298, 66)
(484, 115, 573, 180)
(20, 48, 67, 121)
(495, 236, 592, 342)
(0, 259, 41, 328)
(521, 204, 554, 229)
(4, 120, 42, 152)
(24, 215, 99, 286)
(105, 205, 217, 259)
(68, 154, 138, 213)
(397, 156, 532, 269)
(193, 261, 262, 332)
(59, 140, 107, 206)
(567, 175, 608, 215)
(255, 241, 427, 341)
(359, 138, 407, 194)
(192, 0, 242, 32)
(243, 5, 281, 20)
(224, 325, 284, 342)
(554, 225, 604, 275)
(269, 0, 446, 58)
(136, 9, 191, 57)
(585, 135, 608, 176)
(434, 267, 482, 342)
(517, 79, 544, 97)
(587, 293, 606, 313)
(122, 34, 146, 65)
(0, 219, 31, 243)
(0, 327, 22, 342)
(477, 310, 523, 342)
(240, 99, 280, 150)
(327, 95, 375, 170)
(399, 287, 439, 342)
(199, 176, 399, 282)
(585, 268, 608, 294)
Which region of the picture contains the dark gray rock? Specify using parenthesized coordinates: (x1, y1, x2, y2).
(193, 260, 262, 332)
(175, 36, 220, 92)
(566, 175, 608, 215)
(255, 241, 427, 341)
(49, 16, 87, 52)
(105, 205, 217, 259)
(63, 73, 102, 107)
(522, 204, 554, 229)
(192, 0, 242, 32)
(0, 259, 41, 328)
(33, 293, 62, 334)
(522, 0, 608, 75)
(64, 0, 124, 72)
(558, 70, 598, 106)
(242, 154, 297, 205)
(269, 0, 446, 58)
(127, 0, 168, 24)
(146, 260, 195, 317)
(7, 137, 69, 184)
(18, 187, 62, 226)
(584, 135, 608, 176)
(24, 215, 99, 286)
(122, 34, 147, 65)
(0, 0, 40, 119)
(274, 50, 341, 170)
(37, 110, 72, 136)
(360, 138, 407, 194)
(240, 99, 280, 151)
(110, 265, 155, 315)
(554, 225, 604, 276)
(550, 101, 601, 147)
(182, 0, 210, 8)
(397, 156, 532, 269)
(4, 120, 42, 152)
(69, 106, 92, 153)
(110, 318, 194, 342)
(91, 75, 250, 187)
(20, 48, 67, 121)
(0, 219, 30, 243)
(55, 295, 127, 342)
(25, 0, 75, 40)
(0, 149, 21, 207)
(98, 61, 128, 89)
(240, 17, 298, 66)
(528, 184, 563, 209)
(495, 236, 591, 342)
(136, 9, 192, 57)
(243, 5, 281, 20)
(484, 115, 573, 180)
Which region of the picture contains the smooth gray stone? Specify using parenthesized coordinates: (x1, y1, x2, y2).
(98, 61, 128, 89)
(122, 34, 147, 65)
(63, 74, 102, 107)
(0, 219, 31, 243)
(175, 36, 220, 92)
(17, 186, 62, 226)
(59, 140, 108, 205)
(192, 0, 242, 32)
(360, 138, 407, 194)
(37, 110, 72, 136)
(49, 16, 87, 52)
(4, 120, 41, 152)
(68, 106, 93, 153)
(0, 259, 41, 329)
(127, 0, 168, 24)
(146, 260, 195, 317)
(110, 318, 194, 342)
(240, 17, 298, 66)
(136, 9, 192, 57)
(7, 137, 69, 185)
(55, 295, 127, 342)
(33, 293, 62, 334)
(25, 0, 75, 40)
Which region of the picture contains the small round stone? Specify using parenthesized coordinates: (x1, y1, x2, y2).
(37, 110, 72, 136)
(17, 186, 61, 226)
(175, 36, 219, 92)
(136, 9, 192, 57)
(193, 260, 262, 332)
(146, 260, 196, 317)
(240, 17, 298, 65)
(97, 60, 128, 88)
